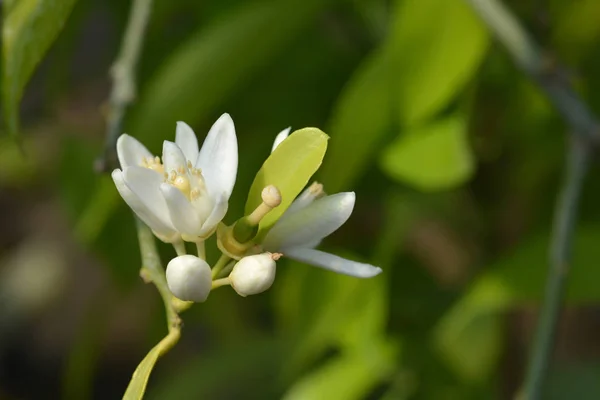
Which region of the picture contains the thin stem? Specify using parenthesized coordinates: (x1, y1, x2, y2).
(96, 0, 153, 172)
(522, 140, 590, 399)
(216, 260, 236, 280)
(211, 254, 231, 279)
(136, 219, 179, 329)
(196, 241, 206, 260)
(211, 277, 231, 290)
(464, 1, 599, 398)
(173, 241, 186, 257)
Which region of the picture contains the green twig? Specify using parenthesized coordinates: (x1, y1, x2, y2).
(136, 219, 180, 330)
(96, 0, 153, 172)
(464, 0, 599, 398)
(522, 139, 589, 399)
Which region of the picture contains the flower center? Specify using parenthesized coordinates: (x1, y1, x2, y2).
(141, 156, 165, 174)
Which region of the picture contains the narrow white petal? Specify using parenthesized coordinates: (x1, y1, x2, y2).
(262, 192, 356, 250)
(271, 127, 291, 153)
(160, 183, 204, 236)
(175, 121, 199, 163)
(123, 166, 172, 228)
(112, 169, 176, 238)
(198, 194, 228, 236)
(116, 134, 153, 169)
(195, 113, 238, 200)
(283, 247, 382, 278)
(162, 141, 188, 173)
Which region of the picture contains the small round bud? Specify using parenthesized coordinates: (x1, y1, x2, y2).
(261, 185, 282, 208)
(166, 255, 212, 302)
(229, 253, 278, 297)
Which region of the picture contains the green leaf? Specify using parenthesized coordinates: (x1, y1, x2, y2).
(3, 0, 79, 137)
(123, 332, 178, 400)
(283, 337, 397, 400)
(380, 114, 474, 191)
(245, 128, 328, 237)
(390, 0, 488, 124)
(320, 48, 393, 192)
(129, 0, 336, 151)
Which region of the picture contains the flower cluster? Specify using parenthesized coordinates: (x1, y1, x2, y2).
(112, 114, 382, 302)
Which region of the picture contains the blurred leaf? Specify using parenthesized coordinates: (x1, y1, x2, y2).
(129, 0, 338, 152)
(245, 128, 328, 238)
(546, 363, 600, 400)
(434, 225, 600, 382)
(0, 136, 38, 186)
(2, 0, 79, 137)
(380, 114, 474, 191)
(283, 337, 397, 400)
(320, 48, 393, 192)
(390, 0, 488, 124)
(551, 0, 600, 63)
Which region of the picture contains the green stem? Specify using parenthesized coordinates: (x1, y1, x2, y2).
(216, 260, 236, 280)
(211, 277, 231, 290)
(196, 240, 206, 260)
(211, 254, 231, 279)
(136, 219, 179, 330)
(173, 240, 186, 257)
(96, 0, 154, 172)
(522, 140, 589, 399)
(465, 1, 599, 398)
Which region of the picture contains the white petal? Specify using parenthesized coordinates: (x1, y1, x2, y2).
(198, 194, 228, 236)
(271, 127, 291, 153)
(195, 113, 238, 200)
(175, 121, 199, 163)
(123, 166, 172, 228)
(262, 192, 355, 250)
(162, 141, 187, 173)
(116, 134, 153, 169)
(283, 248, 382, 278)
(160, 183, 203, 236)
(112, 169, 176, 239)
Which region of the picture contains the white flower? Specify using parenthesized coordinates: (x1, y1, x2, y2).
(166, 255, 212, 302)
(261, 186, 382, 278)
(229, 253, 278, 296)
(265, 131, 381, 278)
(111, 113, 238, 242)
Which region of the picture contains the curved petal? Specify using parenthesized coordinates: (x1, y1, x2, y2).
(271, 127, 291, 153)
(175, 121, 199, 163)
(262, 192, 355, 250)
(198, 194, 229, 236)
(162, 141, 188, 174)
(283, 247, 382, 278)
(123, 166, 172, 228)
(112, 169, 176, 239)
(116, 134, 153, 169)
(195, 113, 238, 200)
(160, 183, 203, 236)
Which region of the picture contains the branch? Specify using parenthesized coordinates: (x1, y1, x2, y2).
(96, 0, 153, 172)
(464, 0, 597, 398)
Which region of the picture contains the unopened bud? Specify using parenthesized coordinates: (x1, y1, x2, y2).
(261, 185, 282, 208)
(166, 255, 212, 302)
(229, 253, 279, 297)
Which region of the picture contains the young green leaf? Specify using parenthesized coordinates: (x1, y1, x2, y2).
(123, 331, 179, 400)
(3, 0, 79, 137)
(245, 128, 328, 238)
(380, 114, 474, 191)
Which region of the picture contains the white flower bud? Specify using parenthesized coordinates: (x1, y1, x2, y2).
(229, 253, 279, 297)
(166, 255, 212, 302)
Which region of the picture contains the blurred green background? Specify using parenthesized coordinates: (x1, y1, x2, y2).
(2, 0, 600, 399)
